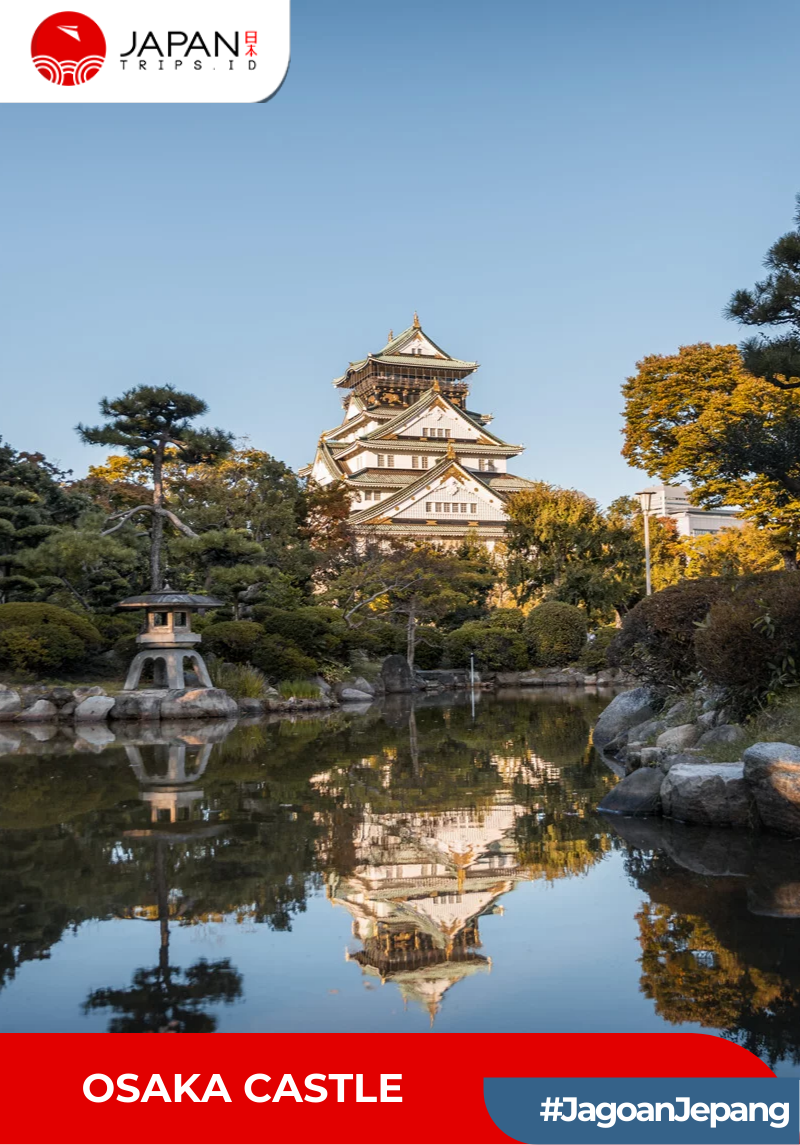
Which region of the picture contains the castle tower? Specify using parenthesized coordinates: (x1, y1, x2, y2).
(298, 317, 536, 550)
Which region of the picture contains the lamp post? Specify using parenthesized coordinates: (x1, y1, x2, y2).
(637, 489, 654, 596)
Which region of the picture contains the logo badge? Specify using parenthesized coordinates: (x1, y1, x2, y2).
(31, 10, 106, 86)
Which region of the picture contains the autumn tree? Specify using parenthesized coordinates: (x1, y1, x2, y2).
(682, 523, 783, 579)
(77, 386, 233, 590)
(622, 343, 800, 567)
(727, 193, 800, 389)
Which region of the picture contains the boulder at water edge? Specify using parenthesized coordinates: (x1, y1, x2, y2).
(74, 695, 116, 722)
(743, 742, 800, 835)
(593, 687, 660, 751)
(660, 763, 750, 827)
(159, 688, 239, 720)
(381, 654, 415, 694)
(597, 767, 663, 817)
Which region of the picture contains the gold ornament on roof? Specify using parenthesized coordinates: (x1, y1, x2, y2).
(413, 311, 420, 329)
(388, 329, 393, 342)
(432, 378, 441, 392)
(446, 439, 456, 460)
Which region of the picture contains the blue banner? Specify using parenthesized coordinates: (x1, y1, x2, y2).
(483, 1078, 799, 1143)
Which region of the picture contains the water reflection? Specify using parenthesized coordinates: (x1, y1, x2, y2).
(1, 691, 800, 1063)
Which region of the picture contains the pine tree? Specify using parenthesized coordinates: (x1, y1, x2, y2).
(727, 193, 800, 388)
(77, 385, 233, 590)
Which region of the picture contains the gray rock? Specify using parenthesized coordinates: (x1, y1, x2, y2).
(660, 751, 714, 773)
(626, 718, 666, 745)
(662, 697, 697, 727)
(59, 701, 77, 718)
(661, 763, 750, 827)
(593, 687, 661, 751)
(597, 767, 664, 817)
(50, 686, 76, 706)
(110, 690, 165, 721)
(583, 674, 598, 685)
(700, 686, 726, 712)
(351, 676, 376, 696)
(311, 676, 332, 696)
(695, 724, 743, 750)
(17, 699, 58, 722)
(639, 747, 661, 767)
(74, 695, 116, 722)
(696, 710, 717, 732)
(381, 654, 415, 694)
(237, 698, 265, 715)
(159, 688, 239, 720)
(73, 686, 107, 700)
(0, 690, 22, 720)
(743, 742, 800, 835)
(339, 687, 374, 702)
(656, 723, 700, 751)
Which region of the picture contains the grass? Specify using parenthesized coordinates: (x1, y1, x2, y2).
(700, 692, 800, 761)
(278, 679, 321, 699)
(206, 658, 269, 699)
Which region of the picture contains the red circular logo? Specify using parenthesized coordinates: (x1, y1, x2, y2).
(31, 10, 106, 86)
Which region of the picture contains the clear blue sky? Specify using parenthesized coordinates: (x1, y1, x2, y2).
(2, 0, 799, 505)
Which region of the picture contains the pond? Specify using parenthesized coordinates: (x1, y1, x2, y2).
(1, 689, 799, 1075)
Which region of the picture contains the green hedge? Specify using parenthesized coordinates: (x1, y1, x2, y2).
(444, 620, 529, 672)
(0, 603, 102, 672)
(525, 602, 587, 667)
(579, 626, 618, 673)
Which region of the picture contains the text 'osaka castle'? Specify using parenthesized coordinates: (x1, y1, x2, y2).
(299, 316, 535, 549)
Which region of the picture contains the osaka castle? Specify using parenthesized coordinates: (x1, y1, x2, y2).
(299, 315, 536, 549)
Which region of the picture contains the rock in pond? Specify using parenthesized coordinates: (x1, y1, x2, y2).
(0, 690, 21, 720)
(339, 687, 374, 702)
(743, 742, 800, 836)
(381, 654, 416, 694)
(159, 688, 239, 720)
(660, 763, 750, 827)
(597, 767, 663, 817)
(74, 695, 116, 722)
(17, 699, 58, 722)
(110, 690, 165, 721)
(593, 687, 661, 752)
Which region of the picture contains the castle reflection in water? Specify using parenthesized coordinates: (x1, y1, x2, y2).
(3, 691, 800, 1064)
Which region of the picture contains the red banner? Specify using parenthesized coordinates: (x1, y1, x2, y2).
(0, 1032, 773, 1144)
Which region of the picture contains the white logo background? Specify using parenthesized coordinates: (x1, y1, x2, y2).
(2, 0, 290, 103)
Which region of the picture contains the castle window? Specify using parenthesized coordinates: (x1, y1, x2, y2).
(412, 456, 419, 469)
(387, 454, 395, 468)
(470, 503, 477, 514)
(435, 502, 442, 512)
(425, 502, 432, 513)
(443, 503, 450, 512)
(377, 455, 385, 467)
(461, 503, 467, 513)
(444, 429, 451, 438)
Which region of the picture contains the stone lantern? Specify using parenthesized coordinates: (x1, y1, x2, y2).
(117, 585, 223, 691)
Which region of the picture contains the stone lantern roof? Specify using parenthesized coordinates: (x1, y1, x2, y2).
(116, 585, 223, 611)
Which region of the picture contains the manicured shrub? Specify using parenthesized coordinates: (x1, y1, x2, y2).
(484, 608, 527, 632)
(525, 602, 587, 667)
(607, 578, 729, 688)
(579, 626, 619, 673)
(202, 621, 265, 663)
(251, 633, 318, 682)
(0, 602, 102, 672)
(695, 571, 800, 706)
(444, 620, 529, 672)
